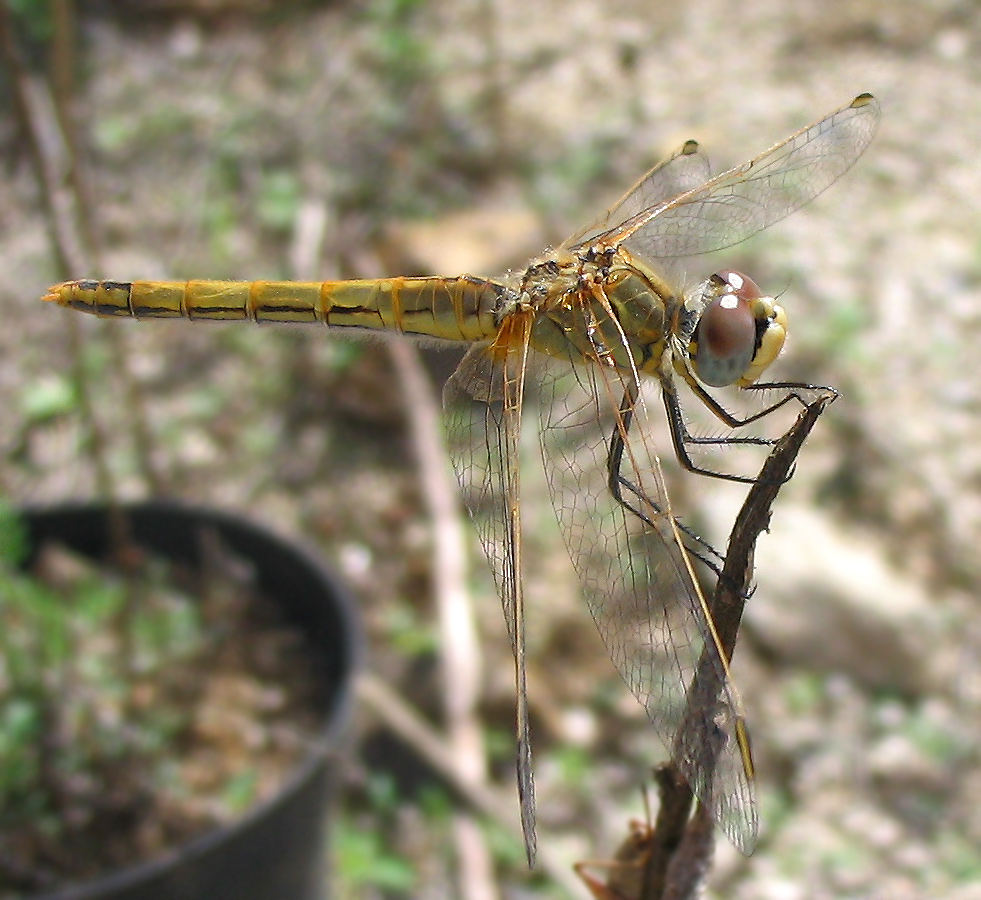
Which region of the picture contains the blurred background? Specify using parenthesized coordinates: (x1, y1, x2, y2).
(4, 0, 981, 898)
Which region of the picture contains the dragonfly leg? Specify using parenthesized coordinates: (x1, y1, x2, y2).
(660, 383, 766, 485)
(689, 375, 838, 432)
(680, 361, 837, 427)
(605, 385, 725, 576)
(661, 377, 836, 483)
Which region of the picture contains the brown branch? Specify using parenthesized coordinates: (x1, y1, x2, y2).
(592, 387, 837, 900)
(355, 673, 590, 899)
(715, 388, 838, 658)
(387, 337, 500, 900)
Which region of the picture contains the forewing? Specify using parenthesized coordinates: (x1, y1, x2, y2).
(565, 139, 712, 250)
(536, 338, 758, 853)
(605, 93, 880, 261)
(444, 344, 519, 641)
(442, 328, 539, 864)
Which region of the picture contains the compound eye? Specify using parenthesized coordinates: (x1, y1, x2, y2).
(693, 271, 761, 387)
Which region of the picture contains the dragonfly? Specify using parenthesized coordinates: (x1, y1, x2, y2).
(43, 93, 879, 864)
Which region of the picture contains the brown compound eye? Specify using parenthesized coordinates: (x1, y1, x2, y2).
(692, 270, 762, 387)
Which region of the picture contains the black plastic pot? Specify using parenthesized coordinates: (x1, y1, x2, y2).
(19, 500, 359, 900)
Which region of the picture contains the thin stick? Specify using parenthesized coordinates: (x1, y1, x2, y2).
(387, 338, 499, 900)
(0, 5, 165, 496)
(355, 673, 590, 899)
(592, 388, 836, 899)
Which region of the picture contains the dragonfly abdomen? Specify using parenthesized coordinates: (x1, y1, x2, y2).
(43, 276, 506, 343)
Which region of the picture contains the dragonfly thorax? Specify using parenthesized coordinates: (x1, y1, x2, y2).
(521, 248, 678, 373)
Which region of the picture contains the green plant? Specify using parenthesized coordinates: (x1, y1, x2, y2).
(334, 821, 417, 895)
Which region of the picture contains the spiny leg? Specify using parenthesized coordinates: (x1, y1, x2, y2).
(605, 383, 725, 575)
(661, 379, 836, 483)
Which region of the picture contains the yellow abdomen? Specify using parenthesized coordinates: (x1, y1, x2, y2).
(44, 276, 507, 344)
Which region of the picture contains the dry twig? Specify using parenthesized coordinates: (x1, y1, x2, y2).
(581, 388, 837, 900)
(355, 673, 589, 898)
(388, 337, 500, 900)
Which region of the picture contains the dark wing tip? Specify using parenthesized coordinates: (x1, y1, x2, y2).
(852, 91, 875, 106)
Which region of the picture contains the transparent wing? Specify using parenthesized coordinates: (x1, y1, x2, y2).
(564, 139, 711, 250)
(600, 93, 880, 261)
(442, 323, 539, 864)
(535, 332, 758, 853)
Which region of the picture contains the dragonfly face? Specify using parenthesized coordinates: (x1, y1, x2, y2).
(685, 269, 788, 388)
(42, 92, 880, 865)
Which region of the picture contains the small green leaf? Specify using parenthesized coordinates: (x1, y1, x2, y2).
(221, 769, 260, 814)
(19, 375, 77, 423)
(334, 824, 416, 891)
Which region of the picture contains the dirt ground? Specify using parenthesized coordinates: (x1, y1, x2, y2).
(5, 0, 981, 898)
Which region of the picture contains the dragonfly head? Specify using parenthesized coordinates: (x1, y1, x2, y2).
(687, 270, 787, 388)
